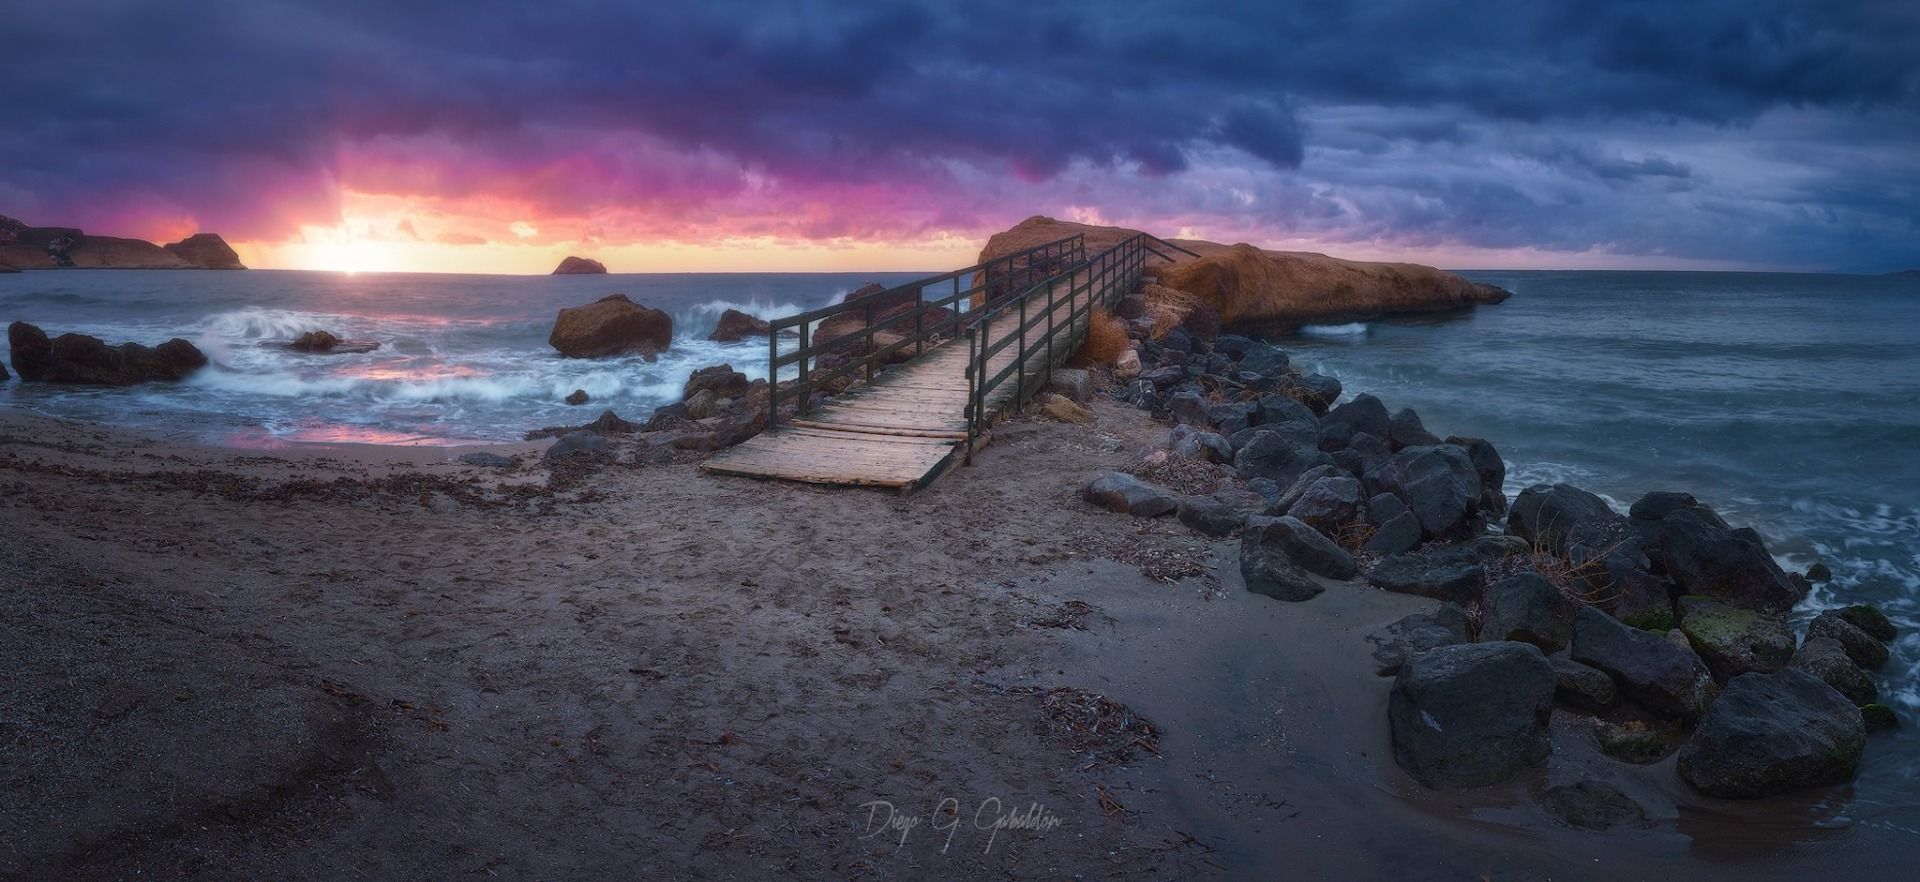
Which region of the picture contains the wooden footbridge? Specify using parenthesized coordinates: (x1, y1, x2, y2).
(702, 232, 1196, 490)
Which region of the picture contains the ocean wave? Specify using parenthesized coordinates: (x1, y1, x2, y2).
(1297, 322, 1370, 338)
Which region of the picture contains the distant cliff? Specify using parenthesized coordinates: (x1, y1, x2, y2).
(978, 216, 1508, 335)
(0, 215, 245, 270)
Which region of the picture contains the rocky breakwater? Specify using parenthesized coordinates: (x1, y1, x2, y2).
(7, 321, 208, 385)
(978, 216, 1509, 336)
(1071, 308, 1893, 807)
(0, 215, 245, 270)
(548, 294, 672, 359)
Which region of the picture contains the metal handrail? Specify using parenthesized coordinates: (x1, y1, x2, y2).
(764, 234, 1087, 430)
(961, 233, 1181, 460)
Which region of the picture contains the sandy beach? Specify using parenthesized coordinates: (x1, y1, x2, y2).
(3, 396, 1908, 881)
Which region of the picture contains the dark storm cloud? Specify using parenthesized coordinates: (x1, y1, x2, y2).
(0, 0, 1914, 267)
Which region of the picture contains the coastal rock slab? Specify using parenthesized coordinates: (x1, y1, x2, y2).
(1507, 483, 1618, 555)
(1367, 604, 1471, 676)
(684, 364, 750, 401)
(549, 294, 672, 358)
(1570, 606, 1716, 720)
(1244, 515, 1355, 580)
(1807, 610, 1890, 670)
(1676, 595, 1794, 680)
(1550, 656, 1617, 710)
(1233, 430, 1336, 487)
(1284, 475, 1363, 536)
(1323, 393, 1392, 440)
(544, 430, 611, 463)
(1676, 668, 1865, 798)
(1366, 547, 1485, 604)
(1389, 641, 1555, 789)
(1789, 637, 1876, 705)
(1240, 531, 1327, 603)
(708, 308, 770, 342)
(1480, 573, 1572, 652)
(1835, 605, 1897, 642)
(1083, 472, 1178, 517)
(1445, 435, 1507, 517)
(1176, 493, 1250, 537)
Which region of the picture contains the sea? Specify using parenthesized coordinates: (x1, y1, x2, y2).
(2, 267, 1917, 790)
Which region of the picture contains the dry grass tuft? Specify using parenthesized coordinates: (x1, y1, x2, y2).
(1140, 283, 1203, 338)
(1072, 307, 1133, 367)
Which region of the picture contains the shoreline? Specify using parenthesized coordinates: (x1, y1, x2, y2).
(2, 392, 1912, 877)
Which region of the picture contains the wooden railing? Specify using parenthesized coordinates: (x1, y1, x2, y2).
(960, 234, 1199, 460)
(765, 234, 1086, 430)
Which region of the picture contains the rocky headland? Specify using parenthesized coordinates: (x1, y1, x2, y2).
(980, 216, 1509, 335)
(0, 214, 245, 270)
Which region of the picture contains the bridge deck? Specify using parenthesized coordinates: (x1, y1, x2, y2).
(702, 277, 1089, 490)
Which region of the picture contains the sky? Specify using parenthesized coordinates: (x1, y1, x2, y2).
(2, 0, 1916, 274)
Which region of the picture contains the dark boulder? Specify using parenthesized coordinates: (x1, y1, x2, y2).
(1179, 303, 1223, 343)
(1366, 547, 1485, 604)
(1322, 393, 1391, 439)
(564, 389, 590, 406)
(544, 430, 611, 463)
(1256, 394, 1317, 428)
(1168, 389, 1212, 427)
(1367, 604, 1471, 676)
(1835, 605, 1896, 642)
(1480, 573, 1572, 652)
(1239, 347, 1290, 377)
(1550, 656, 1618, 710)
(1284, 475, 1363, 536)
(1387, 407, 1441, 450)
(1317, 420, 1354, 452)
(1570, 606, 1716, 720)
(549, 294, 672, 358)
(1388, 641, 1556, 789)
(1807, 610, 1890, 670)
(1170, 428, 1234, 464)
(1083, 472, 1178, 517)
(1207, 401, 1257, 435)
(1508, 483, 1618, 555)
(1239, 536, 1326, 603)
(1233, 430, 1336, 486)
(684, 364, 751, 401)
(1371, 444, 1482, 539)
(1676, 668, 1865, 798)
(1365, 511, 1423, 556)
(708, 308, 771, 342)
(1211, 334, 1256, 361)
(1539, 780, 1646, 831)
(1445, 435, 1508, 518)
(1640, 506, 1803, 614)
(1177, 493, 1252, 537)
(1594, 720, 1680, 764)
(1676, 595, 1794, 680)
(1790, 637, 1877, 705)
(1245, 515, 1356, 580)
(1270, 464, 1349, 514)
(1863, 704, 1898, 732)
(1284, 373, 1342, 414)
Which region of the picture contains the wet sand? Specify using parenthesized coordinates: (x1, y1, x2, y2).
(1, 403, 1912, 879)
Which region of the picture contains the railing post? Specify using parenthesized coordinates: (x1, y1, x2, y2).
(767, 323, 779, 432)
(797, 322, 812, 415)
(1016, 292, 1027, 409)
(1045, 275, 1056, 387)
(863, 301, 876, 384)
(964, 326, 978, 465)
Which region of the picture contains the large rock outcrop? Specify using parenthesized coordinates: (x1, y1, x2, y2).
(977, 216, 1510, 335)
(7, 322, 208, 385)
(163, 233, 246, 269)
(709, 308, 771, 343)
(553, 256, 608, 275)
(548, 294, 672, 359)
